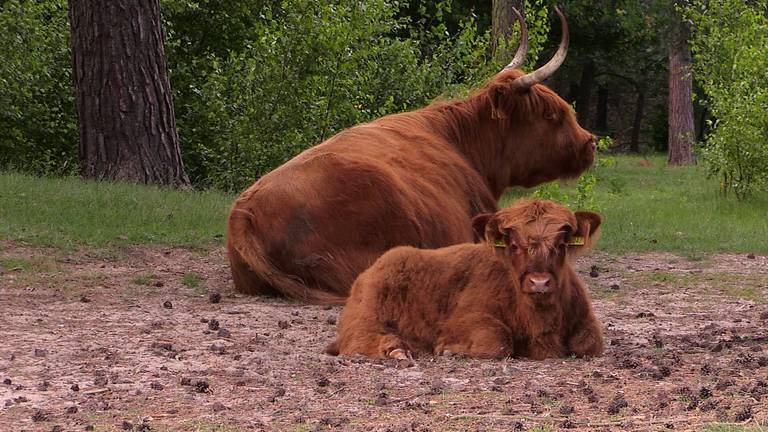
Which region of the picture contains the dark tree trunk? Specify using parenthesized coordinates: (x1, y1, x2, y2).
(596, 85, 608, 131)
(697, 106, 709, 142)
(667, 12, 696, 166)
(492, 0, 524, 63)
(69, 0, 189, 186)
(576, 59, 595, 127)
(630, 85, 646, 153)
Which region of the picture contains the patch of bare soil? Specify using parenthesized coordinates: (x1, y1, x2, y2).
(1, 242, 767, 431)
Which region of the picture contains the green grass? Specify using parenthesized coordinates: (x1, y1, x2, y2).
(503, 154, 768, 254)
(0, 171, 233, 249)
(131, 274, 156, 286)
(0, 256, 33, 271)
(2, 155, 767, 254)
(181, 272, 204, 289)
(0, 256, 56, 272)
(705, 424, 766, 432)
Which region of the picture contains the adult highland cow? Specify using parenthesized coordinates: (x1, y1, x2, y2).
(228, 8, 597, 304)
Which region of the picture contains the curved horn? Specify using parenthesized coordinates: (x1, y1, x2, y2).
(511, 6, 569, 91)
(502, 7, 528, 71)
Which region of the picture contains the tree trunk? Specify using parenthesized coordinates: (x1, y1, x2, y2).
(492, 0, 524, 63)
(630, 85, 646, 153)
(667, 13, 696, 166)
(576, 59, 595, 127)
(596, 85, 608, 131)
(69, 0, 189, 186)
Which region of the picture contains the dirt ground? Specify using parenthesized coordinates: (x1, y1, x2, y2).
(1, 241, 767, 432)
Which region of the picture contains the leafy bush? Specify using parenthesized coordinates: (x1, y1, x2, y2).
(0, 0, 77, 176)
(531, 136, 614, 210)
(687, 0, 768, 197)
(165, 0, 496, 191)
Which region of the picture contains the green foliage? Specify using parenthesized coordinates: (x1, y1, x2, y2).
(164, 0, 496, 191)
(687, 0, 768, 197)
(527, 136, 614, 210)
(0, 0, 77, 176)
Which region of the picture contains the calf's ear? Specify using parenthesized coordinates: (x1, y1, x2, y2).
(472, 213, 510, 248)
(472, 213, 495, 242)
(570, 211, 602, 252)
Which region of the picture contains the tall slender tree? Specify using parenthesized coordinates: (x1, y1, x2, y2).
(667, 7, 696, 166)
(492, 0, 524, 62)
(69, 0, 189, 185)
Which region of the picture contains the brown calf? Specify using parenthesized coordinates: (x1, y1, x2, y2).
(326, 199, 604, 360)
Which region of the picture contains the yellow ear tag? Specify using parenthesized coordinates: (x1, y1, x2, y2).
(567, 236, 585, 246)
(493, 239, 507, 248)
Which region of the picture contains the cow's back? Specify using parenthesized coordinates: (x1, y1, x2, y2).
(228, 122, 498, 301)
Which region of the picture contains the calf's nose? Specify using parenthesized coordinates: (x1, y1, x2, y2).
(524, 274, 552, 293)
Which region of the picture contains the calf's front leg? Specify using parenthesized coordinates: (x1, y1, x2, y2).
(434, 314, 513, 359)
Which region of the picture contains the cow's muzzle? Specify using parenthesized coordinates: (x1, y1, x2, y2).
(521, 272, 554, 294)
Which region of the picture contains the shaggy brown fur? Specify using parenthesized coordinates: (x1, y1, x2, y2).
(326, 199, 604, 360)
(227, 69, 596, 304)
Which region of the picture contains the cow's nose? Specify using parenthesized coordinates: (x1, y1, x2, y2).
(527, 275, 551, 293)
(590, 136, 598, 152)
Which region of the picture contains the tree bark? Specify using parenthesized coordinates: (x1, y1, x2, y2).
(630, 85, 646, 153)
(576, 59, 595, 127)
(492, 0, 524, 63)
(667, 13, 696, 166)
(69, 0, 189, 186)
(596, 85, 608, 131)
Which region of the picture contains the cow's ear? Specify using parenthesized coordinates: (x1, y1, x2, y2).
(471, 213, 495, 242)
(569, 211, 602, 254)
(488, 83, 508, 120)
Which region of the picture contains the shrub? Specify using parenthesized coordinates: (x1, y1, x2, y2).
(0, 0, 77, 176)
(687, 0, 768, 197)
(165, 0, 496, 191)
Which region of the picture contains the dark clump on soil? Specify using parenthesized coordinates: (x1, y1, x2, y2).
(194, 379, 210, 393)
(734, 406, 753, 421)
(207, 319, 220, 331)
(163, 300, 173, 309)
(589, 265, 599, 278)
(209, 292, 222, 303)
(278, 320, 290, 329)
(31, 410, 49, 422)
(607, 395, 629, 414)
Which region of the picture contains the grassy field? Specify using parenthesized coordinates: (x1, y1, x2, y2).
(0, 171, 233, 249)
(504, 154, 768, 255)
(1, 154, 766, 253)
